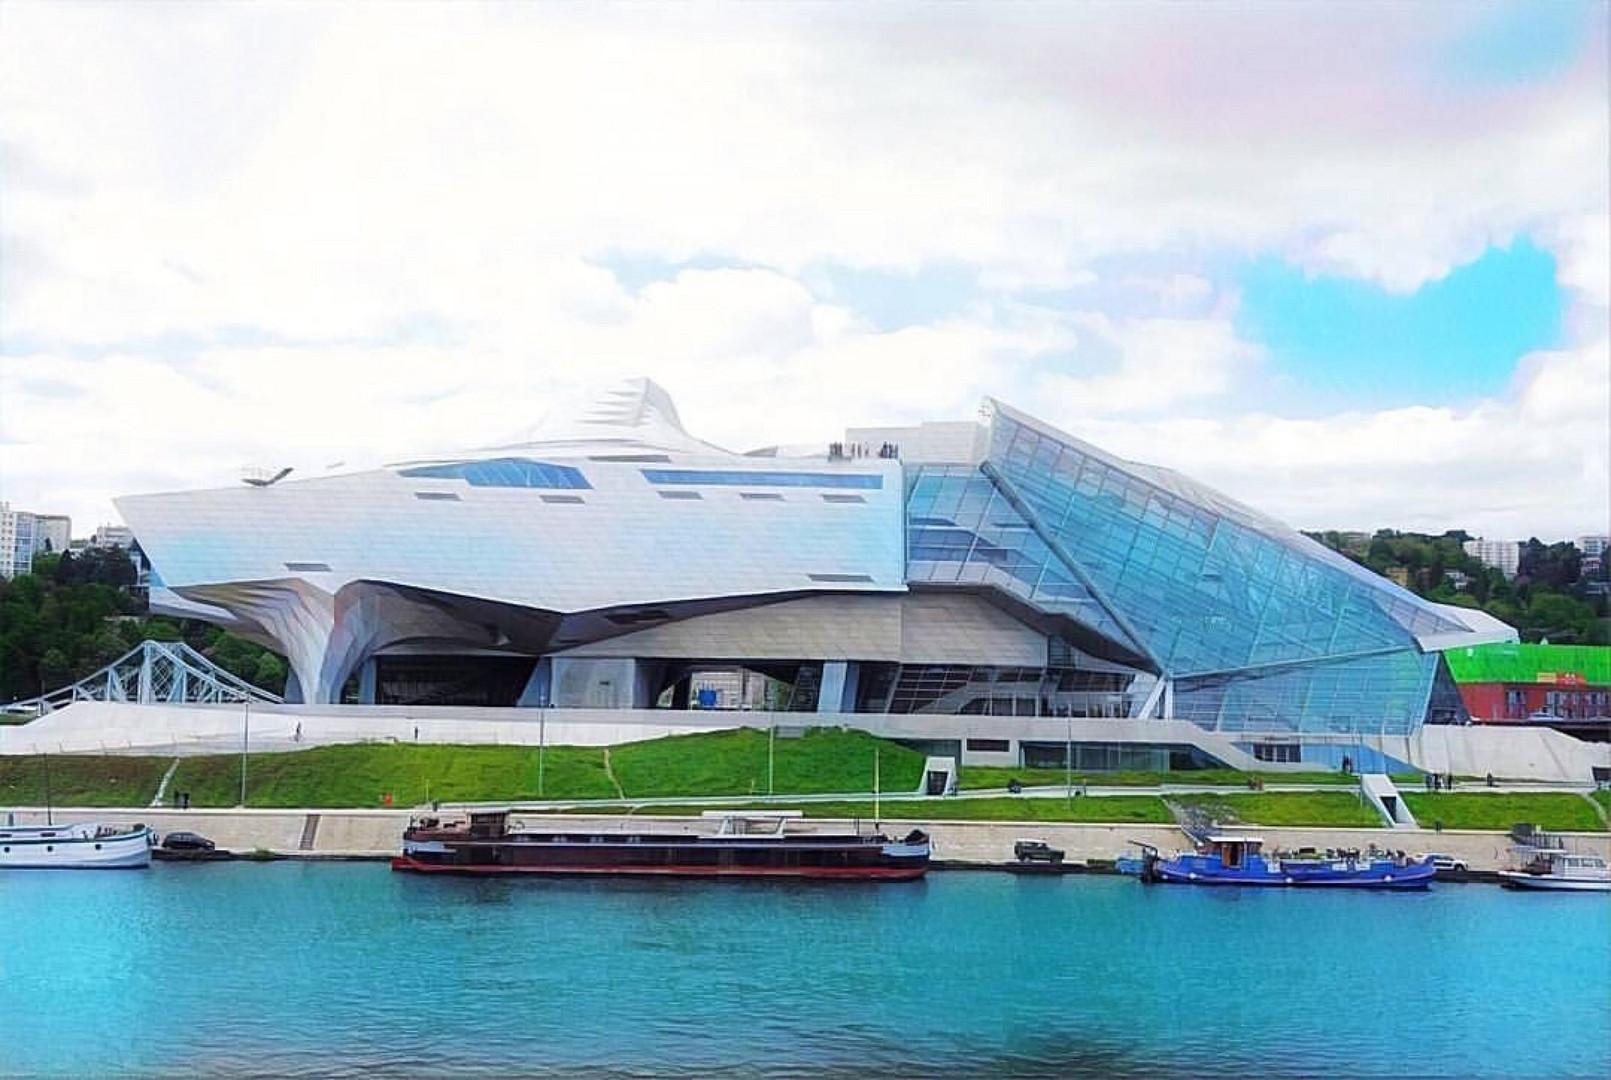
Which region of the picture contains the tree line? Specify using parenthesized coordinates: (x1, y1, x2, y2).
(1304, 529, 1609, 645)
(0, 548, 287, 703)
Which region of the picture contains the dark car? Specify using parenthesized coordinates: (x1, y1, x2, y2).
(161, 831, 216, 852)
(1014, 839, 1065, 864)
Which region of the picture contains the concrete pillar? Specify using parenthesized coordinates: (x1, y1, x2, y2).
(818, 661, 860, 713)
(517, 658, 551, 708)
(358, 658, 378, 705)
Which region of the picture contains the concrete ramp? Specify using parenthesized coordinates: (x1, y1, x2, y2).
(1360, 774, 1417, 828)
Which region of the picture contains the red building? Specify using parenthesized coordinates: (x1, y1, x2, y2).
(1446, 643, 1610, 741)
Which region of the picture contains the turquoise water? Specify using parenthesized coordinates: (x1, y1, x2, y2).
(2, 865, 1607, 1078)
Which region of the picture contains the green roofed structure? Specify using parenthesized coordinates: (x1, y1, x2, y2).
(1447, 642, 1611, 739)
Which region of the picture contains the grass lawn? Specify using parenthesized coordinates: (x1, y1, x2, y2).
(610, 727, 925, 799)
(153, 728, 927, 808)
(0, 754, 173, 807)
(1172, 791, 1383, 828)
(958, 766, 1356, 790)
(1592, 789, 1611, 816)
(1400, 792, 1608, 833)
(168, 744, 616, 808)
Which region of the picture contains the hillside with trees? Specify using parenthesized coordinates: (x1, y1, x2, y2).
(1304, 530, 1609, 645)
(0, 548, 287, 703)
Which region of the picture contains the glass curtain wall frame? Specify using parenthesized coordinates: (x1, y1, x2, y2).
(903, 465, 1141, 654)
(984, 411, 1464, 678)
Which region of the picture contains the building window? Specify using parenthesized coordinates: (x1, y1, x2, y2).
(966, 738, 1011, 752)
(398, 459, 591, 489)
(1252, 743, 1301, 763)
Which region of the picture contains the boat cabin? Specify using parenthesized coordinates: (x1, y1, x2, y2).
(701, 810, 803, 838)
(1201, 835, 1265, 868)
(467, 811, 510, 840)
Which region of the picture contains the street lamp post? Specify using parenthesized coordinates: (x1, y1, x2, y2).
(239, 697, 250, 807)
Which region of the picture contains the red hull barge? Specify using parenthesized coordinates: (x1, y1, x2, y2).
(393, 810, 930, 882)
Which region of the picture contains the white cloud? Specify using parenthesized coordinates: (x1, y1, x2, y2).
(0, 4, 1605, 539)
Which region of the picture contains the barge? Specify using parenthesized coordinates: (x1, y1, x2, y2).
(392, 809, 931, 881)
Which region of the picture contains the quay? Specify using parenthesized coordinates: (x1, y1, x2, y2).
(5, 806, 1606, 871)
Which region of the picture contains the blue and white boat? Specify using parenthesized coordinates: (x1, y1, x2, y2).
(1140, 835, 1435, 889)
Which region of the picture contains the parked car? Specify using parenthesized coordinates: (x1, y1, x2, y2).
(160, 831, 216, 852)
(1415, 852, 1469, 873)
(1014, 839, 1065, 864)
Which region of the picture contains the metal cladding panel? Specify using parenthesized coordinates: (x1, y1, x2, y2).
(115, 456, 906, 614)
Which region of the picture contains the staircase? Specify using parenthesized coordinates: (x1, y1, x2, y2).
(1360, 774, 1418, 828)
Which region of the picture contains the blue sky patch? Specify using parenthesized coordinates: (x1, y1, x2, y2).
(1236, 240, 1562, 407)
(1439, 1, 1591, 86)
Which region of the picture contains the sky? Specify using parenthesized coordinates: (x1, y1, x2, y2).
(0, 1, 1606, 542)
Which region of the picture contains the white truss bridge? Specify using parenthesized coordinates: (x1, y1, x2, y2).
(9, 640, 283, 714)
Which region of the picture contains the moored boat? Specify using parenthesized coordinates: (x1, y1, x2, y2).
(1139, 835, 1435, 889)
(0, 821, 153, 869)
(392, 809, 930, 881)
(1499, 849, 1611, 892)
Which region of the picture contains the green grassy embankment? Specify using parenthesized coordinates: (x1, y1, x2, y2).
(609, 727, 925, 799)
(589, 794, 1177, 824)
(1592, 789, 1611, 817)
(0, 754, 173, 807)
(1171, 791, 1384, 828)
(159, 728, 925, 808)
(1400, 792, 1608, 833)
(168, 744, 615, 808)
(957, 766, 1357, 790)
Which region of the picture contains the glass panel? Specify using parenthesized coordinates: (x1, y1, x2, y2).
(398, 459, 592, 489)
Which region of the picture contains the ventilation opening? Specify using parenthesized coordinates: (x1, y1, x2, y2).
(740, 492, 785, 501)
(540, 494, 586, 504)
(821, 494, 866, 504)
(808, 573, 875, 583)
(606, 609, 673, 626)
(657, 490, 703, 500)
(414, 491, 461, 501)
(284, 561, 331, 572)
(588, 453, 673, 463)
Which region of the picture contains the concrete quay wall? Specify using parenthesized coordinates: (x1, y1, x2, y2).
(6, 807, 1607, 870)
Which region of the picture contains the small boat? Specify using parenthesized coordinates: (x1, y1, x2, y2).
(1499, 849, 1611, 892)
(392, 809, 930, 881)
(1138, 835, 1435, 889)
(0, 821, 153, 869)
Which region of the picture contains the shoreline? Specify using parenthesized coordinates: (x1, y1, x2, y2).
(8, 805, 1607, 871)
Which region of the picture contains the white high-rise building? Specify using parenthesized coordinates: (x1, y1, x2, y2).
(1578, 535, 1609, 577)
(1462, 538, 1521, 578)
(34, 514, 71, 557)
(0, 504, 70, 579)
